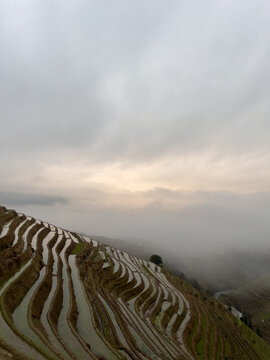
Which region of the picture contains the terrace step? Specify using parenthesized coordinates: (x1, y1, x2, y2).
(0, 207, 269, 359)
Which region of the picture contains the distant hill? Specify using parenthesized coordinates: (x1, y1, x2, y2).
(0, 205, 269, 359)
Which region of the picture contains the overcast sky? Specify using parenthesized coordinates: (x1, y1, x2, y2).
(1, 0, 270, 255)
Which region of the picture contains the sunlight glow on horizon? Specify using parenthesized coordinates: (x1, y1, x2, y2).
(15, 148, 269, 211)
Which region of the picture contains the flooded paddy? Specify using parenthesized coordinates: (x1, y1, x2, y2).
(40, 235, 74, 360)
(69, 255, 119, 360)
(12, 266, 57, 359)
(57, 240, 91, 360)
(0, 209, 194, 360)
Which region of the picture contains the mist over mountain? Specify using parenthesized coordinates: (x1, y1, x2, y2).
(2, 189, 270, 261)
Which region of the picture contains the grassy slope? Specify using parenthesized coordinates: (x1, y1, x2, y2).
(168, 269, 270, 360)
(222, 273, 270, 344)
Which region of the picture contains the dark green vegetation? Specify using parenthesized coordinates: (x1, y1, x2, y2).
(71, 241, 85, 254)
(149, 254, 163, 266)
(0, 205, 269, 359)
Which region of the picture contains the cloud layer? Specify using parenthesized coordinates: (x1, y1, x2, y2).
(1, 0, 270, 255)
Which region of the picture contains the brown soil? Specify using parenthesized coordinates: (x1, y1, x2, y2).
(2, 228, 50, 316)
(0, 215, 26, 250)
(47, 237, 66, 329)
(30, 233, 58, 320)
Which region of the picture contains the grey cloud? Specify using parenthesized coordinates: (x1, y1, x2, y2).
(0, 192, 68, 206)
(1, 0, 270, 164)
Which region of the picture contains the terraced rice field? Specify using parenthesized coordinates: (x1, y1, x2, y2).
(0, 206, 269, 360)
(221, 274, 270, 345)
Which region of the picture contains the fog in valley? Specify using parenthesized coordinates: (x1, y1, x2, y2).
(1, 0, 270, 289)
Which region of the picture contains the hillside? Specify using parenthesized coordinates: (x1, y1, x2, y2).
(0, 206, 269, 359)
(221, 274, 270, 344)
